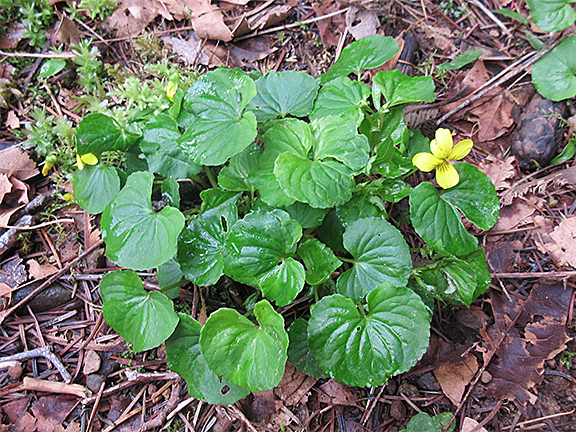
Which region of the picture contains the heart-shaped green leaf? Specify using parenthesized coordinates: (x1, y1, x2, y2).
(177, 190, 240, 286)
(166, 313, 249, 404)
(308, 284, 430, 387)
(200, 300, 288, 392)
(310, 77, 370, 122)
(441, 163, 499, 230)
(372, 69, 435, 108)
(336, 217, 412, 300)
(527, 0, 575, 32)
(283, 201, 328, 229)
(218, 144, 262, 192)
(101, 172, 185, 270)
(532, 35, 576, 101)
(100, 270, 179, 352)
(73, 164, 121, 214)
(223, 210, 304, 306)
(249, 70, 319, 121)
(287, 318, 328, 378)
(400, 412, 455, 432)
(161, 177, 180, 208)
(298, 239, 341, 285)
(409, 182, 479, 256)
(336, 193, 388, 227)
(157, 258, 182, 299)
(76, 113, 140, 154)
(140, 114, 201, 179)
(321, 35, 399, 84)
(178, 68, 257, 165)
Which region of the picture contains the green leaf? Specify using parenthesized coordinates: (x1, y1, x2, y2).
(308, 284, 430, 387)
(551, 138, 576, 164)
(157, 258, 182, 299)
(261, 118, 313, 165)
(283, 201, 328, 229)
(76, 113, 140, 154)
(411, 248, 490, 307)
(532, 35, 576, 101)
(298, 239, 341, 285)
(140, 114, 201, 179)
(400, 412, 456, 432)
(287, 319, 328, 378)
(73, 164, 121, 215)
(224, 210, 305, 306)
(177, 191, 240, 286)
(310, 77, 370, 122)
(249, 70, 319, 121)
(409, 182, 478, 256)
(366, 177, 412, 203)
(373, 146, 414, 179)
(162, 177, 180, 208)
(38, 58, 66, 79)
(251, 169, 296, 207)
(100, 270, 179, 352)
(441, 163, 499, 230)
(437, 50, 483, 70)
(372, 70, 435, 107)
(492, 9, 530, 25)
(321, 35, 399, 84)
(200, 300, 289, 392)
(336, 193, 387, 227)
(218, 144, 262, 192)
(101, 172, 185, 270)
(336, 217, 412, 300)
(179, 68, 257, 165)
(165, 314, 249, 404)
(275, 153, 355, 208)
(527, 0, 575, 31)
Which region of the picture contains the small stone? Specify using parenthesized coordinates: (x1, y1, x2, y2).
(398, 381, 419, 399)
(83, 350, 101, 375)
(481, 371, 492, 384)
(390, 400, 406, 421)
(85, 373, 105, 393)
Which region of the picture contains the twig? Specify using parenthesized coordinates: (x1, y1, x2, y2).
(0, 218, 75, 230)
(399, 392, 423, 413)
(491, 271, 576, 279)
(0, 346, 71, 382)
(467, 0, 512, 37)
(87, 381, 105, 432)
(141, 379, 182, 431)
(500, 410, 575, 430)
(0, 50, 78, 58)
(22, 377, 91, 398)
(0, 239, 104, 325)
(234, 8, 349, 42)
(227, 405, 259, 432)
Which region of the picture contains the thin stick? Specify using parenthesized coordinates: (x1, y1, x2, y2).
(0, 218, 75, 230)
(227, 405, 259, 432)
(491, 271, 576, 279)
(467, 0, 512, 37)
(22, 377, 91, 398)
(87, 381, 105, 432)
(501, 410, 575, 430)
(399, 392, 423, 413)
(0, 346, 71, 383)
(0, 50, 77, 58)
(0, 239, 104, 325)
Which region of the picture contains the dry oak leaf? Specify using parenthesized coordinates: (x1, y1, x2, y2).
(274, 362, 317, 406)
(477, 155, 516, 191)
(466, 91, 516, 142)
(535, 215, 576, 268)
(27, 259, 59, 279)
(433, 339, 479, 405)
(0, 146, 39, 181)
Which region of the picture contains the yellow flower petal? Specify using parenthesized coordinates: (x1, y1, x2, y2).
(447, 139, 473, 161)
(430, 128, 453, 159)
(436, 160, 460, 189)
(413, 152, 442, 172)
(166, 81, 178, 101)
(81, 153, 98, 166)
(63, 193, 75, 202)
(42, 164, 52, 176)
(76, 154, 84, 170)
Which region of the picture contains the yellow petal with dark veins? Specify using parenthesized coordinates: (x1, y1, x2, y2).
(413, 152, 442, 172)
(436, 160, 459, 189)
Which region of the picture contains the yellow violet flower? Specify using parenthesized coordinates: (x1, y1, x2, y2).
(75, 153, 98, 170)
(412, 128, 473, 189)
(63, 193, 75, 202)
(42, 154, 58, 176)
(166, 81, 178, 101)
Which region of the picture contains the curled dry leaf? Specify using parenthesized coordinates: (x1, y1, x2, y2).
(477, 155, 516, 192)
(534, 215, 576, 268)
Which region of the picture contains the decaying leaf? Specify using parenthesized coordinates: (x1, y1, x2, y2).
(489, 198, 535, 232)
(27, 259, 59, 279)
(477, 155, 516, 192)
(346, 6, 380, 40)
(478, 283, 571, 405)
(274, 362, 317, 406)
(534, 215, 576, 268)
(312, 0, 346, 48)
(0, 146, 39, 181)
(433, 339, 479, 405)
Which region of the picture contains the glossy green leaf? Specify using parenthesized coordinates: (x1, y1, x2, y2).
(101, 172, 185, 270)
(411, 248, 490, 307)
(200, 300, 289, 392)
(100, 270, 179, 352)
(373, 146, 414, 179)
(310, 77, 370, 122)
(336, 217, 412, 300)
(178, 68, 257, 165)
(283, 201, 328, 229)
(366, 177, 412, 203)
(321, 35, 399, 84)
(492, 9, 530, 25)
(73, 164, 121, 215)
(400, 412, 455, 432)
(249, 70, 319, 121)
(437, 50, 483, 70)
(140, 114, 201, 179)
(165, 314, 249, 404)
(372, 69, 435, 108)
(409, 182, 478, 256)
(336, 193, 387, 227)
(251, 169, 296, 207)
(261, 118, 312, 165)
(551, 138, 576, 164)
(308, 284, 430, 387)
(287, 319, 328, 378)
(161, 177, 180, 208)
(38, 58, 66, 79)
(223, 210, 305, 305)
(441, 163, 499, 230)
(527, 0, 575, 31)
(317, 210, 346, 254)
(218, 143, 262, 192)
(298, 239, 341, 285)
(76, 113, 140, 154)
(177, 191, 240, 286)
(532, 35, 576, 101)
(157, 258, 182, 299)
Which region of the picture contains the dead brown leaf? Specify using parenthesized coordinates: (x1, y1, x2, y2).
(0, 173, 12, 203)
(317, 379, 361, 406)
(55, 15, 80, 46)
(346, 6, 379, 40)
(0, 147, 39, 181)
(274, 362, 317, 406)
(462, 418, 488, 432)
(6, 111, 20, 129)
(467, 91, 516, 142)
(485, 239, 521, 273)
(534, 215, 576, 268)
(187, 0, 233, 41)
(0, 22, 27, 49)
(490, 198, 535, 232)
(27, 259, 59, 279)
(477, 155, 516, 191)
(312, 0, 345, 48)
(433, 339, 479, 405)
(31, 396, 78, 432)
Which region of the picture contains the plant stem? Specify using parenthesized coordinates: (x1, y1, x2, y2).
(204, 166, 218, 188)
(159, 278, 186, 293)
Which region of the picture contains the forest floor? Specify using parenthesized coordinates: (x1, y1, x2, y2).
(1, 0, 576, 431)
